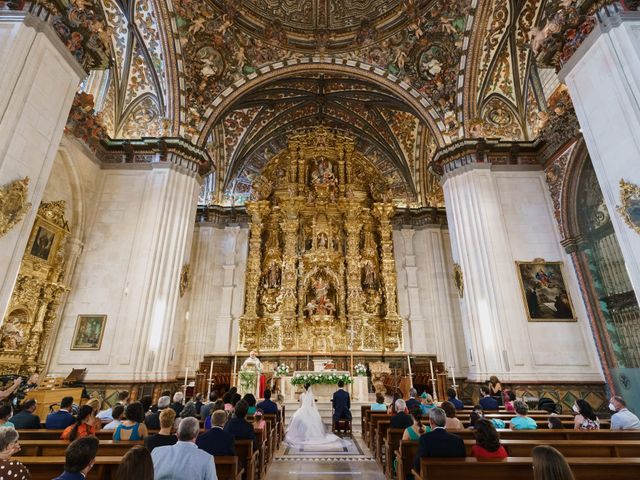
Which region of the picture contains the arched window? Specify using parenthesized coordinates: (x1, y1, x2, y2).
(576, 160, 640, 368)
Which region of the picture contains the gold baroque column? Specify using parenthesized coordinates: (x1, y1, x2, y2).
(279, 198, 303, 349)
(343, 201, 363, 348)
(373, 202, 403, 351)
(239, 200, 270, 351)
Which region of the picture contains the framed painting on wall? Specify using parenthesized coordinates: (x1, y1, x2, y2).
(71, 315, 107, 350)
(516, 260, 576, 322)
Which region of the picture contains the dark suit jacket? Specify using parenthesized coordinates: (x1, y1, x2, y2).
(10, 410, 41, 429)
(413, 428, 466, 472)
(390, 412, 413, 429)
(145, 410, 161, 430)
(224, 416, 256, 448)
(256, 399, 278, 415)
(45, 410, 75, 430)
(406, 398, 420, 411)
(479, 396, 499, 410)
(332, 388, 352, 421)
(196, 426, 236, 456)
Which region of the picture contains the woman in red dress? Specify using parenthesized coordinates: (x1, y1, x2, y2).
(470, 418, 508, 458)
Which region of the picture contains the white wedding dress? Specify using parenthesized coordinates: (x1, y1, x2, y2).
(284, 387, 340, 446)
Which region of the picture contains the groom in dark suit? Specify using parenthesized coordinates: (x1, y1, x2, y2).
(332, 380, 352, 422)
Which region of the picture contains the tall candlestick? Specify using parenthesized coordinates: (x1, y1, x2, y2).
(429, 360, 435, 380)
(206, 360, 214, 399)
(406, 354, 413, 388)
(451, 366, 456, 387)
(233, 355, 238, 374)
(184, 367, 189, 387)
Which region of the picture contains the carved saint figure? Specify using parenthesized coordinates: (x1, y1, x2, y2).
(305, 276, 336, 316)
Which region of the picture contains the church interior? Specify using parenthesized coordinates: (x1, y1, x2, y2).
(1, 0, 640, 478)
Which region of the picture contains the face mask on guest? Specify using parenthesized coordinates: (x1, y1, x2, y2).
(609, 402, 617, 412)
(548, 422, 553, 429)
(572, 404, 580, 414)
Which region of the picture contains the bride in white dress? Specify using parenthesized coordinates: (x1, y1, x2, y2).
(284, 384, 340, 446)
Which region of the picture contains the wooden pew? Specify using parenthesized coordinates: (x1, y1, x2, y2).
(16, 429, 114, 440)
(253, 428, 268, 480)
(395, 439, 418, 480)
(368, 414, 391, 449)
(215, 456, 245, 480)
(456, 429, 640, 441)
(16, 440, 141, 457)
(18, 456, 120, 480)
(235, 439, 260, 480)
(384, 428, 405, 479)
(412, 457, 640, 480)
(474, 439, 640, 458)
(362, 405, 371, 432)
(375, 420, 391, 463)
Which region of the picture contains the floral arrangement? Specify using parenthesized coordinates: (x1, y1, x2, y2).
(354, 363, 367, 376)
(239, 370, 257, 392)
(291, 372, 352, 386)
(274, 364, 290, 378)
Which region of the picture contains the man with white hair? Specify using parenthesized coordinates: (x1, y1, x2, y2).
(145, 395, 171, 430)
(171, 391, 185, 416)
(152, 417, 217, 480)
(390, 398, 413, 429)
(406, 388, 419, 411)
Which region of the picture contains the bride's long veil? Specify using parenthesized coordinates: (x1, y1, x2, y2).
(285, 386, 339, 446)
(301, 387, 316, 409)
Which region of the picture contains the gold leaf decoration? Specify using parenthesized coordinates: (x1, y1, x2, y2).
(617, 179, 640, 235)
(0, 177, 31, 238)
(453, 263, 464, 298)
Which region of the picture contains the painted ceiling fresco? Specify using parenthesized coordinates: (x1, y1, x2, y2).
(87, 0, 577, 206)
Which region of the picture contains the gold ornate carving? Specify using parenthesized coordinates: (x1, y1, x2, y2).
(0, 177, 31, 238)
(617, 179, 640, 235)
(453, 263, 464, 298)
(180, 264, 190, 297)
(0, 201, 71, 375)
(239, 127, 404, 354)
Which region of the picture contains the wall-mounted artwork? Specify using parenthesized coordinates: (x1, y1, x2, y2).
(516, 260, 576, 322)
(71, 315, 107, 350)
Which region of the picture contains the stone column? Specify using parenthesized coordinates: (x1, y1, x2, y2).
(0, 11, 85, 321)
(397, 228, 427, 353)
(279, 198, 302, 349)
(373, 202, 403, 351)
(239, 201, 270, 351)
(559, 8, 640, 299)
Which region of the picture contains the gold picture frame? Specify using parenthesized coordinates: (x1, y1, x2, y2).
(25, 205, 68, 266)
(617, 179, 640, 234)
(516, 259, 576, 322)
(71, 315, 107, 350)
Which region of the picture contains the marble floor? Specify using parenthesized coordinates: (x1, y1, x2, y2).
(267, 433, 386, 479)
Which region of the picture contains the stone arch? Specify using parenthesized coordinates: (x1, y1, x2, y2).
(195, 59, 449, 149)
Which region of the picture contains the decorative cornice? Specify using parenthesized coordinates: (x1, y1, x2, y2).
(99, 137, 213, 176)
(432, 138, 542, 177)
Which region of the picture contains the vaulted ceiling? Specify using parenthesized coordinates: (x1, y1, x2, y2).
(88, 0, 571, 206)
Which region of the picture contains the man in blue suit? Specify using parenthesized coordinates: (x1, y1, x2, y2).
(197, 410, 236, 456)
(52, 436, 99, 480)
(223, 400, 256, 448)
(332, 380, 352, 423)
(413, 408, 465, 473)
(46, 396, 76, 429)
(256, 389, 279, 416)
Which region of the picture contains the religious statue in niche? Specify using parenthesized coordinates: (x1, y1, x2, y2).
(263, 260, 281, 289)
(317, 232, 328, 249)
(362, 259, 377, 289)
(0, 310, 29, 351)
(310, 157, 338, 200)
(304, 276, 336, 317)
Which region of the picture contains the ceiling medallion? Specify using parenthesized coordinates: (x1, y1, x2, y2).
(617, 179, 640, 235)
(0, 177, 32, 238)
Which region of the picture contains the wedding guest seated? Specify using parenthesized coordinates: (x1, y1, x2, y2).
(406, 388, 420, 411)
(97, 390, 129, 422)
(103, 405, 125, 431)
(471, 419, 507, 458)
(85, 398, 103, 431)
(504, 390, 516, 412)
(150, 390, 171, 414)
(180, 401, 198, 420)
(573, 399, 600, 430)
(194, 393, 204, 416)
(197, 410, 236, 457)
(532, 445, 575, 480)
(370, 393, 387, 412)
(114, 402, 148, 441)
(467, 410, 483, 429)
(46, 396, 75, 429)
(61, 406, 96, 440)
(446, 388, 464, 410)
(145, 409, 177, 453)
(510, 400, 537, 430)
(10, 399, 40, 429)
(145, 396, 170, 430)
(420, 393, 436, 414)
(548, 415, 564, 429)
(152, 417, 216, 480)
(0, 427, 30, 480)
(441, 401, 464, 430)
(205, 400, 226, 430)
(170, 392, 184, 416)
(224, 400, 256, 446)
(52, 436, 100, 480)
(200, 393, 218, 423)
(256, 389, 278, 415)
(390, 399, 413, 429)
(222, 392, 234, 412)
(242, 394, 257, 415)
(253, 408, 266, 430)
(388, 392, 402, 414)
(116, 445, 153, 480)
(489, 376, 503, 404)
(479, 387, 499, 410)
(140, 396, 152, 416)
(0, 405, 14, 428)
(402, 407, 427, 441)
(231, 393, 242, 406)
(413, 408, 465, 472)
(610, 395, 640, 430)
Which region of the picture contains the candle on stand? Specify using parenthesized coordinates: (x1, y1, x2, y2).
(451, 366, 456, 387)
(206, 360, 214, 398)
(429, 360, 435, 380)
(184, 367, 189, 387)
(406, 354, 413, 388)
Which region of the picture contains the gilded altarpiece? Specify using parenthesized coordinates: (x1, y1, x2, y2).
(239, 128, 404, 354)
(0, 202, 70, 375)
